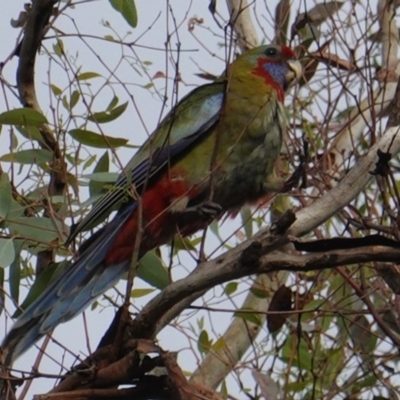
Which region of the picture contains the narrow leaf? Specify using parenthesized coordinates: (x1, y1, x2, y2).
(0, 149, 53, 164)
(16, 125, 43, 142)
(109, 0, 138, 28)
(88, 102, 128, 124)
(0, 174, 12, 220)
(107, 96, 119, 111)
(137, 250, 169, 289)
(198, 330, 212, 354)
(0, 239, 15, 268)
(252, 370, 281, 400)
(69, 129, 128, 148)
(50, 84, 62, 96)
(7, 217, 61, 245)
(224, 281, 238, 296)
(13, 262, 61, 316)
(70, 90, 80, 110)
(240, 206, 253, 238)
(131, 288, 154, 298)
(275, 0, 290, 45)
(84, 172, 119, 182)
(53, 39, 64, 57)
(0, 108, 47, 126)
(77, 72, 101, 80)
(89, 152, 110, 197)
(9, 240, 23, 303)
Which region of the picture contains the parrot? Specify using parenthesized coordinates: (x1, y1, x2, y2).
(1, 44, 301, 366)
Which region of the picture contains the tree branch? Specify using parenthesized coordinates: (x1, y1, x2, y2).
(128, 124, 400, 339)
(329, 0, 400, 166)
(225, 0, 258, 51)
(16, 0, 67, 275)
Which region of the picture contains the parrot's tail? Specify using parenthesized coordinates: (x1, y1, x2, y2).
(1, 204, 136, 366)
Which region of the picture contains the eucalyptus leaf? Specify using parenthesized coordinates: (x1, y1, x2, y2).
(0, 108, 47, 126)
(69, 129, 128, 148)
(109, 0, 137, 28)
(0, 239, 15, 268)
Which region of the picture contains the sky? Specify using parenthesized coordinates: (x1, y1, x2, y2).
(0, 1, 386, 399)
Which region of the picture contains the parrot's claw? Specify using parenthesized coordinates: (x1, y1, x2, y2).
(194, 201, 223, 220)
(175, 201, 222, 224)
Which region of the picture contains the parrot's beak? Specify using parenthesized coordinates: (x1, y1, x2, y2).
(286, 59, 302, 86)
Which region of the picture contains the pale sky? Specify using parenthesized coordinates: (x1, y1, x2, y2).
(0, 1, 384, 398)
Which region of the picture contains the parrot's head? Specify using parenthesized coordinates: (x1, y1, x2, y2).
(233, 44, 302, 101)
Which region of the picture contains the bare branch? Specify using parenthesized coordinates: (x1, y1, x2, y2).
(225, 0, 258, 50)
(128, 124, 400, 339)
(329, 0, 400, 166)
(189, 273, 287, 389)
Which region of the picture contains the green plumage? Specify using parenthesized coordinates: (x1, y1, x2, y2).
(70, 44, 301, 240)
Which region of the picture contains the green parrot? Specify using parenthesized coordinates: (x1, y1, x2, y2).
(1, 44, 301, 365)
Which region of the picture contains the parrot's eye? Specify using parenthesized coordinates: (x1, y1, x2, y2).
(265, 47, 278, 57)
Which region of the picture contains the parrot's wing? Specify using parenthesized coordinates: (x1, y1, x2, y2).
(4, 83, 225, 364)
(67, 82, 224, 243)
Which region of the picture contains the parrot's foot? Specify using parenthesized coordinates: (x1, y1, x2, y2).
(183, 201, 222, 220)
(192, 201, 223, 219)
(175, 201, 222, 225)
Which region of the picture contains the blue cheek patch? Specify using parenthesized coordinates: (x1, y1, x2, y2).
(263, 63, 289, 89)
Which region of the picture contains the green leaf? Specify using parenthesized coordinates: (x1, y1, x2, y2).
(234, 309, 263, 325)
(197, 330, 212, 354)
(13, 262, 60, 317)
(88, 102, 128, 123)
(62, 95, 69, 110)
(11, 131, 17, 149)
(70, 90, 80, 110)
(89, 152, 110, 197)
(53, 39, 64, 57)
(0, 108, 47, 126)
(107, 96, 119, 111)
(137, 250, 169, 289)
(240, 206, 253, 238)
(7, 217, 61, 245)
(281, 336, 312, 371)
(84, 172, 119, 182)
(50, 84, 62, 96)
(0, 149, 53, 164)
(172, 235, 201, 252)
(131, 288, 155, 298)
(0, 174, 12, 220)
(7, 199, 25, 220)
(83, 155, 97, 170)
(77, 72, 101, 80)
(16, 125, 43, 142)
(9, 240, 23, 303)
(0, 239, 15, 268)
(250, 287, 267, 298)
(224, 281, 238, 296)
(109, 0, 138, 28)
(252, 370, 281, 400)
(69, 129, 128, 148)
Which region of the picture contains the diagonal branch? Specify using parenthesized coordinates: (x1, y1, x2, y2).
(128, 125, 400, 340)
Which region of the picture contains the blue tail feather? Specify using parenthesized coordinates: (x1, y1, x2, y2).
(2, 203, 136, 365)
